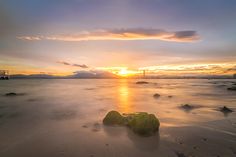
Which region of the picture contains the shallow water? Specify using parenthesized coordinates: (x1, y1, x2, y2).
(0, 79, 236, 157)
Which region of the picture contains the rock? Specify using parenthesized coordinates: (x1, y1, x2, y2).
(103, 111, 160, 136)
(179, 104, 200, 112)
(153, 93, 160, 98)
(202, 138, 207, 141)
(168, 95, 173, 98)
(4, 92, 25, 96)
(180, 104, 194, 110)
(5, 92, 17, 96)
(136, 81, 149, 84)
(103, 111, 125, 125)
(227, 86, 236, 91)
(82, 125, 88, 128)
(127, 112, 160, 136)
(175, 152, 187, 157)
(219, 106, 233, 113)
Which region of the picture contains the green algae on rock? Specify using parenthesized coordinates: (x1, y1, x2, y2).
(103, 111, 160, 136)
(127, 112, 160, 136)
(103, 111, 125, 125)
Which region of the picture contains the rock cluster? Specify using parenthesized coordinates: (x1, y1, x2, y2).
(103, 111, 160, 136)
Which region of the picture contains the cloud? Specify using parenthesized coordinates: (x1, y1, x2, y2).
(17, 28, 200, 42)
(57, 61, 88, 68)
(17, 36, 41, 41)
(139, 63, 236, 75)
(224, 66, 236, 73)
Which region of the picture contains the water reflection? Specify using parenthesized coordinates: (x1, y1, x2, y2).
(127, 130, 160, 151)
(103, 125, 160, 151)
(117, 79, 133, 113)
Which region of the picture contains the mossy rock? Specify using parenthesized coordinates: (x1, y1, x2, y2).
(127, 112, 160, 136)
(103, 111, 125, 125)
(103, 111, 160, 136)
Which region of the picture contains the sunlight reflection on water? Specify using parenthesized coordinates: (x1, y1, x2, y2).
(0, 79, 235, 127)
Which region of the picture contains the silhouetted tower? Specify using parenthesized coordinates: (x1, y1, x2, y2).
(233, 74, 236, 79)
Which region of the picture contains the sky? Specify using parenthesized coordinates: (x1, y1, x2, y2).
(1, 0, 236, 77)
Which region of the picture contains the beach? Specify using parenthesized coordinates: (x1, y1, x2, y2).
(0, 79, 236, 157)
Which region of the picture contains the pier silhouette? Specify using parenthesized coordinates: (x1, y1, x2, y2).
(0, 70, 9, 80)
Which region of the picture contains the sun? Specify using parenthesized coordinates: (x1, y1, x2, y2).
(98, 66, 140, 77)
(118, 68, 129, 76)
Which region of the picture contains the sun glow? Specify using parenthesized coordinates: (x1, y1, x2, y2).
(97, 67, 141, 77)
(118, 68, 130, 76)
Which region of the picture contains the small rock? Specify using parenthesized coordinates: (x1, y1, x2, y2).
(82, 125, 88, 128)
(153, 93, 160, 98)
(175, 152, 187, 157)
(168, 95, 173, 98)
(202, 138, 207, 141)
(219, 106, 233, 113)
(4, 92, 25, 96)
(227, 86, 236, 91)
(179, 104, 196, 112)
(5, 92, 17, 96)
(136, 81, 149, 84)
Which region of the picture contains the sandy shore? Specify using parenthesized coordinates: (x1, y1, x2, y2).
(0, 116, 235, 157)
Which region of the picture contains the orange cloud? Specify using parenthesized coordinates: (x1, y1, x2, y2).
(139, 63, 236, 75)
(17, 28, 200, 42)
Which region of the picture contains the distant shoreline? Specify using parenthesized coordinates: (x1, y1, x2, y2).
(6, 77, 236, 80)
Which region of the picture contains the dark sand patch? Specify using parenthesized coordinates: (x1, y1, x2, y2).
(92, 122, 101, 132)
(175, 151, 187, 157)
(84, 88, 96, 90)
(50, 109, 77, 120)
(81, 122, 102, 132)
(27, 98, 39, 102)
(82, 125, 88, 128)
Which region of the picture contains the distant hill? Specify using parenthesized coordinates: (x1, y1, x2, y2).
(10, 72, 236, 79)
(11, 70, 119, 79)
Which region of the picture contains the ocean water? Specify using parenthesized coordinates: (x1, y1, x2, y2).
(0, 79, 236, 157)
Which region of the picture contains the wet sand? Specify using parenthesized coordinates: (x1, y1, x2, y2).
(0, 118, 235, 157)
(0, 79, 236, 157)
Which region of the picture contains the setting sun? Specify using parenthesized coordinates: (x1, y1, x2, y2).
(118, 68, 129, 76)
